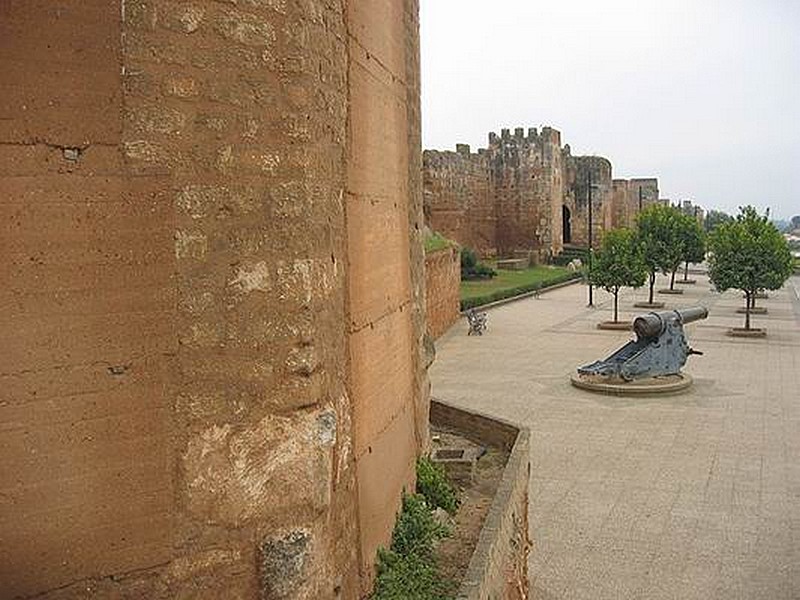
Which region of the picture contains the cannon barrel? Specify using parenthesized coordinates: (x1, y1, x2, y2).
(633, 307, 708, 338)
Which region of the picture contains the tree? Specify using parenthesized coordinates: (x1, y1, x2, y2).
(677, 214, 706, 284)
(636, 204, 683, 304)
(791, 215, 800, 232)
(708, 206, 794, 330)
(704, 209, 733, 233)
(590, 228, 647, 322)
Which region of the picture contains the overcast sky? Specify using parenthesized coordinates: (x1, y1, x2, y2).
(421, 0, 800, 220)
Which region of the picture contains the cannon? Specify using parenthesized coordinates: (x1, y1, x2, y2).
(578, 307, 708, 382)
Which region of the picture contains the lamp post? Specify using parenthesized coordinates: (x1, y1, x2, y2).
(587, 167, 594, 307)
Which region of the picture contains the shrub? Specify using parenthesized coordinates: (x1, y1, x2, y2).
(416, 457, 460, 516)
(374, 548, 452, 600)
(460, 247, 496, 280)
(373, 493, 454, 600)
(459, 270, 581, 310)
(390, 493, 450, 558)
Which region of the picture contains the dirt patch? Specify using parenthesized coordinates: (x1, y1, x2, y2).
(431, 429, 509, 589)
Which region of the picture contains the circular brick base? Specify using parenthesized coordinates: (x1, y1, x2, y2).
(658, 288, 684, 295)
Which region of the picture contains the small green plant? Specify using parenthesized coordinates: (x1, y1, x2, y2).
(416, 457, 460, 516)
(374, 548, 453, 600)
(424, 231, 456, 254)
(373, 493, 455, 600)
(390, 493, 450, 557)
(460, 247, 496, 280)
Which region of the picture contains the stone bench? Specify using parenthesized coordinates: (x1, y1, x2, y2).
(496, 258, 528, 270)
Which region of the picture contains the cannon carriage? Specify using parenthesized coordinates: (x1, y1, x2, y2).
(572, 307, 708, 394)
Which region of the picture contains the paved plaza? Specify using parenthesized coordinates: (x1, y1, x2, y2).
(431, 273, 800, 599)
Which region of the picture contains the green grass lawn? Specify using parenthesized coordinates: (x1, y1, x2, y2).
(460, 264, 579, 309)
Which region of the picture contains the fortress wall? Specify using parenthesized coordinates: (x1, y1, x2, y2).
(423, 127, 661, 260)
(425, 247, 461, 339)
(564, 155, 614, 246)
(612, 177, 660, 229)
(0, 4, 178, 596)
(490, 127, 564, 259)
(1, 1, 426, 598)
(346, 0, 428, 591)
(423, 147, 495, 256)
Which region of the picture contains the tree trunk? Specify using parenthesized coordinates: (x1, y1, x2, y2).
(613, 289, 619, 322)
(648, 272, 655, 304)
(670, 268, 677, 291)
(744, 290, 751, 330)
(683, 260, 689, 281)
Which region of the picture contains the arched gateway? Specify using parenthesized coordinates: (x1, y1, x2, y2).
(562, 205, 572, 244)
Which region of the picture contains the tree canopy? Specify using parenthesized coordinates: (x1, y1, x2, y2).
(590, 228, 647, 322)
(675, 213, 706, 286)
(635, 203, 684, 302)
(708, 206, 794, 329)
(704, 209, 733, 233)
(678, 214, 706, 265)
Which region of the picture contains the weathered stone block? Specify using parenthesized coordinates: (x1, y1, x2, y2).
(183, 408, 337, 526)
(258, 530, 311, 600)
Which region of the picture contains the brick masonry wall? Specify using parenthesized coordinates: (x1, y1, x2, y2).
(423, 148, 495, 256)
(491, 127, 564, 259)
(1, 1, 426, 598)
(611, 178, 660, 230)
(425, 247, 461, 339)
(423, 127, 565, 261)
(563, 154, 614, 247)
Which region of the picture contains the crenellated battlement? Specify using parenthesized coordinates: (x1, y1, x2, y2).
(423, 125, 667, 259)
(487, 125, 561, 148)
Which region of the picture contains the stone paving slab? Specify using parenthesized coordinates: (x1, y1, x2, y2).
(431, 274, 800, 600)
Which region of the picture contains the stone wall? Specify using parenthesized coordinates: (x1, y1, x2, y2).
(491, 127, 564, 259)
(423, 146, 494, 256)
(1, 4, 178, 596)
(425, 247, 461, 338)
(563, 153, 614, 247)
(429, 401, 531, 600)
(0, 1, 426, 598)
(346, 0, 429, 592)
(611, 178, 660, 230)
(424, 130, 661, 256)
